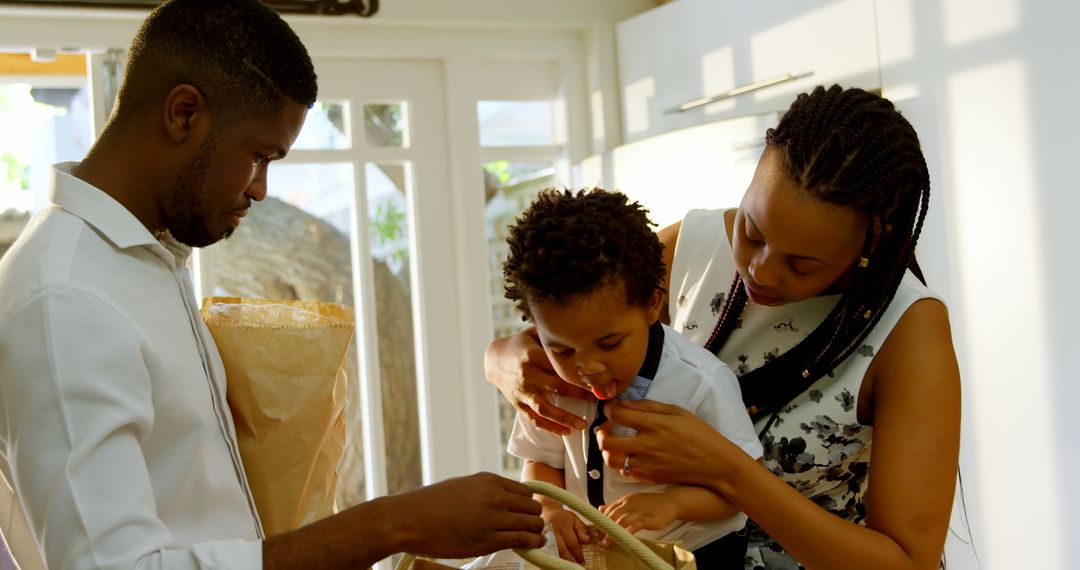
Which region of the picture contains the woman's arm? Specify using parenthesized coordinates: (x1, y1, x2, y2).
(600, 485, 739, 536)
(599, 299, 961, 570)
(484, 327, 591, 435)
(657, 221, 681, 325)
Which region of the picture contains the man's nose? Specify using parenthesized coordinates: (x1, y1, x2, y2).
(246, 166, 269, 202)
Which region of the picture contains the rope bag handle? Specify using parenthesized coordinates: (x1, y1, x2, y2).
(396, 480, 674, 570)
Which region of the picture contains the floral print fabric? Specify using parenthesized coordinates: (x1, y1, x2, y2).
(668, 209, 937, 569)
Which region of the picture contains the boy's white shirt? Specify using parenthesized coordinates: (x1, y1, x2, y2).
(508, 323, 763, 550)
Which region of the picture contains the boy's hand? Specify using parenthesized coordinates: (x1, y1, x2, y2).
(600, 492, 677, 535)
(541, 506, 591, 563)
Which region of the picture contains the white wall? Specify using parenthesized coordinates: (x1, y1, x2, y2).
(609, 1, 1079, 568)
(876, 1, 1080, 568)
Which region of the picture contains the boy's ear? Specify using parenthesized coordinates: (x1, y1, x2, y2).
(645, 288, 663, 324)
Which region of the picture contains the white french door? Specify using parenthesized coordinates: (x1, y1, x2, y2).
(195, 58, 474, 505)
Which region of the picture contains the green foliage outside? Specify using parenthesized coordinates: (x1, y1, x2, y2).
(1, 154, 29, 191)
(483, 160, 511, 185)
(370, 200, 409, 272)
(364, 104, 404, 148)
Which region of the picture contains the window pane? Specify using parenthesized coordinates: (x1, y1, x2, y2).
(363, 103, 407, 148)
(1, 80, 92, 260)
(292, 100, 350, 150)
(365, 162, 423, 495)
(477, 100, 555, 147)
(482, 161, 558, 478)
(207, 163, 369, 508)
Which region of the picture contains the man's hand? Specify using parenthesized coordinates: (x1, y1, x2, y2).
(484, 328, 592, 435)
(541, 506, 591, 564)
(392, 473, 547, 559)
(264, 472, 545, 569)
(600, 492, 678, 535)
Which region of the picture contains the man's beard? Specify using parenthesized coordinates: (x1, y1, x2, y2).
(165, 137, 230, 248)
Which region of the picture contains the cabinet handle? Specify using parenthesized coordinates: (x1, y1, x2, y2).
(664, 71, 814, 115)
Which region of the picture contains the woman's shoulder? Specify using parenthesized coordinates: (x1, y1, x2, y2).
(671, 208, 735, 270)
(679, 208, 731, 236)
(873, 271, 944, 333)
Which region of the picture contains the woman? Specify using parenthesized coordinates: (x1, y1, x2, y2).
(484, 85, 961, 569)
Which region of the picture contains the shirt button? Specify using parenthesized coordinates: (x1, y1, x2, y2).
(588, 469, 601, 480)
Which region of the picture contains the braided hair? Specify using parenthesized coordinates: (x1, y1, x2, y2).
(705, 85, 931, 423)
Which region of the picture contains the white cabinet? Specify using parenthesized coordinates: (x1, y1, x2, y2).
(616, 0, 879, 143)
(579, 111, 778, 231)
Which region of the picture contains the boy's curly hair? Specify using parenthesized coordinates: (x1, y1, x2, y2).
(503, 188, 664, 321)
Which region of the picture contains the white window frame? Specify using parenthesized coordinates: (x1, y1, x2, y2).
(0, 4, 599, 493)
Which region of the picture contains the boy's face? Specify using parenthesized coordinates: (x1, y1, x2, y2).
(529, 282, 662, 401)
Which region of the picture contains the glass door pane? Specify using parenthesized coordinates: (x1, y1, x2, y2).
(365, 161, 422, 495)
(482, 160, 560, 478)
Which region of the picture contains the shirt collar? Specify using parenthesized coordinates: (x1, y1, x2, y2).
(49, 162, 191, 265)
(618, 320, 665, 402)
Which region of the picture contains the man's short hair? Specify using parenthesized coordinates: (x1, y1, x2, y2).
(116, 0, 317, 127)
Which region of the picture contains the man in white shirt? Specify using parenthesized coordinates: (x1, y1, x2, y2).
(0, 1, 544, 568)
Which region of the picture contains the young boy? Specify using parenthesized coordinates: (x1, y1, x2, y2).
(503, 188, 763, 568)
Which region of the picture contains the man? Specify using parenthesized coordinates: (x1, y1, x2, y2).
(0, 1, 544, 568)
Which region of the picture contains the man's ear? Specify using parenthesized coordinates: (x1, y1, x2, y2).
(162, 84, 211, 145)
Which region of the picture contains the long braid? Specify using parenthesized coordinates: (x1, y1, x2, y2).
(706, 85, 932, 421)
(704, 272, 747, 352)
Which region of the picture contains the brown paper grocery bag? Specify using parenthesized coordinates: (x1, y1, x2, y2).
(200, 296, 354, 537)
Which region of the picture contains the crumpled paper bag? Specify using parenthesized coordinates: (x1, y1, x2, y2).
(200, 296, 354, 537)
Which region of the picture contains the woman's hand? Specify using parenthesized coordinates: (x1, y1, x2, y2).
(484, 328, 591, 435)
(597, 399, 750, 487)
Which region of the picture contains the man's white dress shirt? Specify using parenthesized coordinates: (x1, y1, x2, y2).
(0, 164, 263, 569)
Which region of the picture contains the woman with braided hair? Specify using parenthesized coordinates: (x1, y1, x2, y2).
(484, 85, 961, 569)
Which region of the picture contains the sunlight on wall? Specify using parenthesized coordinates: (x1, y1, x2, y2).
(877, 0, 916, 66)
(883, 82, 921, 104)
(610, 112, 775, 229)
(591, 90, 605, 142)
(700, 46, 735, 114)
(947, 58, 1062, 569)
(944, 0, 1019, 47)
(748, 0, 877, 102)
(623, 76, 655, 136)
